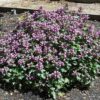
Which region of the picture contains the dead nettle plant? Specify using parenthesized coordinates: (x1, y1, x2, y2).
(0, 7, 100, 99)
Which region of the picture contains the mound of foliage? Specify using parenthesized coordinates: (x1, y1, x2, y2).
(0, 7, 100, 99)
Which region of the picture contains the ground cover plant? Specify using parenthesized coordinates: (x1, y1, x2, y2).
(0, 7, 100, 99)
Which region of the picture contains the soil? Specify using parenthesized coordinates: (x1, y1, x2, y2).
(0, 11, 100, 100)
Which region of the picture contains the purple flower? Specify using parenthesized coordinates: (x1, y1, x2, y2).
(89, 24, 95, 34)
(0, 58, 6, 64)
(72, 70, 78, 76)
(10, 53, 17, 59)
(55, 60, 65, 67)
(18, 59, 25, 65)
(0, 68, 5, 74)
(36, 62, 44, 71)
(49, 71, 62, 79)
(95, 31, 100, 37)
(34, 45, 42, 54)
(26, 74, 35, 80)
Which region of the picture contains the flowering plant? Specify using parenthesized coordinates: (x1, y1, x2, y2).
(0, 7, 100, 99)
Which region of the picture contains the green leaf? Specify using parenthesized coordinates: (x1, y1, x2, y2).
(64, 78, 69, 83)
(51, 91, 56, 100)
(4, 79, 10, 83)
(76, 76, 81, 81)
(51, 87, 55, 91)
(73, 61, 77, 65)
(18, 76, 24, 80)
(7, 73, 11, 77)
(56, 85, 62, 89)
(61, 68, 66, 72)
(71, 57, 78, 60)
(40, 74, 46, 79)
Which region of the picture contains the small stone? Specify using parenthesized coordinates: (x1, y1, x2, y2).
(10, 92, 13, 96)
(14, 90, 18, 93)
(5, 92, 8, 95)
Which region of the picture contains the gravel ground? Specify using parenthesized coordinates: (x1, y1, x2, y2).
(0, 11, 100, 100)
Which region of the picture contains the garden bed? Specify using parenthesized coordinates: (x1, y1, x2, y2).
(0, 9, 100, 100)
(68, 0, 100, 3)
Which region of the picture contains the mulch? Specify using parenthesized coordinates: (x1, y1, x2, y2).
(0, 11, 100, 100)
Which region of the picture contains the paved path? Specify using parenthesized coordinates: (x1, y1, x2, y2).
(0, 0, 20, 5)
(0, 1, 100, 15)
(67, 2, 100, 15)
